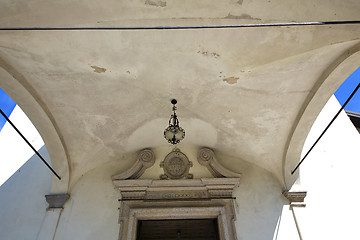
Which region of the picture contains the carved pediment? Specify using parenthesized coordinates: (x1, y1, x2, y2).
(112, 148, 241, 240)
(198, 148, 241, 178)
(112, 147, 241, 181)
(111, 149, 155, 180)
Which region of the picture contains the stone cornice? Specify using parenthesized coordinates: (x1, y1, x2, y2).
(45, 194, 70, 210)
(283, 191, 307, 203)
(113, 178, 240, 200)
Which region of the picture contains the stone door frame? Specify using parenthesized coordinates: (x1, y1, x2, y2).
(118, 199, 237, 240)
(113, 178, 240, 240)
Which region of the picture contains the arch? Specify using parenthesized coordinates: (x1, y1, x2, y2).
(0, 56, 70, 193)
(283, 41, 360, 188)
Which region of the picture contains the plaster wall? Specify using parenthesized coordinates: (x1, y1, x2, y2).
(0, 146, 51, 240)
(1, 97, 360, 240)
(53, 148, 286, 240)
(0, 142, 287, 240)
(1, 0, 359, 28)
(3, 96, 360, 240)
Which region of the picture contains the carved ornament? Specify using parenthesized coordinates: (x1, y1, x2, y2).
(112, 149, 155, 180)
(160, 148, 193, 179)
(198, 148, 241, 178)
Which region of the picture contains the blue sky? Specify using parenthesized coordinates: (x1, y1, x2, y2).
(334, 67, 360, 113)
(0, 88, 16, 132)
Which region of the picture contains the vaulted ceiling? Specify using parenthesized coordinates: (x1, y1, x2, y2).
(1, 0, 359, 192)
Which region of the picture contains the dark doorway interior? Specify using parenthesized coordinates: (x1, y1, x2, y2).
(136, 218, 220, 240)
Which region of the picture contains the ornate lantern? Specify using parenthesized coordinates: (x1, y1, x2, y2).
(163, 99, 185, 145)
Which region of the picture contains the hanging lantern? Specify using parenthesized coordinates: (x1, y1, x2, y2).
(163, 99, 185, 145)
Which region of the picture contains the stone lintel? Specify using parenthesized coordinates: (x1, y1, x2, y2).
(45, 194, 70, 210)
(283, 191, 307, 203)
(114, 178, 240, 200)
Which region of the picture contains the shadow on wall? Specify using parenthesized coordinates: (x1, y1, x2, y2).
(232, 163, 288, 240)
(0, 146, 52, 240)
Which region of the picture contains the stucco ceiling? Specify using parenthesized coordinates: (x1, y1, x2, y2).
(0, 0, 359, 192)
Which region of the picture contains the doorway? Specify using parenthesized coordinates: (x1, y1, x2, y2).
(136, 219, 220, 240)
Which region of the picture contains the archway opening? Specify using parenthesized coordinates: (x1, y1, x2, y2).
(0, 87, 45, 186)
(137, 219, 220, 240)
(291, 66, 360, 238)
(298, 66, 360, 177)
(334, 67, 360, 113)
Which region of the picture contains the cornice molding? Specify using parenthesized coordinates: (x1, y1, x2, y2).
(113, 178, 240, 201)
(45, 194, 70, 210)
(283, 191, 307, 203)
